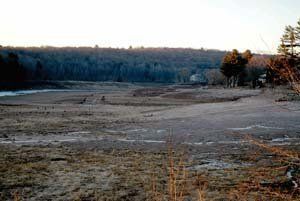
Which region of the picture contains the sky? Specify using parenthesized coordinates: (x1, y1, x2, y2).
(1, 0, 299, 53)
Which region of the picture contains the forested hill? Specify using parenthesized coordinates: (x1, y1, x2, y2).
(0, 46, 227, 83)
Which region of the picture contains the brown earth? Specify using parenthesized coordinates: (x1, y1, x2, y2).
(0, 82, 299, 200)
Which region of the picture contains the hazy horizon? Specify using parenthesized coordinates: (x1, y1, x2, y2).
(1, 0, 299, 54)
(0, 45, 274, 55)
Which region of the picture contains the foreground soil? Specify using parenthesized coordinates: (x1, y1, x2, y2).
(0, 82, 300, 200)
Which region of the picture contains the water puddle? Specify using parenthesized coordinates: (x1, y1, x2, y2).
(1, 133, 298, 147)
(228, 124, 284, 131)
(271, 137, 298, 142)
(189, 159, 236, 170)
(0, 89, 79, 97)
(269, 137, 300, 146)
(185, 140, 246, 146)
(68, 131, 91, 135)
(286, 167, 299, 188)
(126, 128, 148, 133)
(117, 139, 165, 143)
(103, 129, 126, 134)
(0, 130, 99, 145)
(156, 129, 167, 133)
(0, 138, 78, 144)
(114, 139, 249, 146)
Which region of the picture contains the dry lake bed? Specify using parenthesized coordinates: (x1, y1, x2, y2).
(0, 82, 300, 200)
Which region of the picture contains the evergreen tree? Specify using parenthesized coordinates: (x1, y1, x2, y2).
(242, 49, 253, 61)
(277, 19, 300, 69)
(221, 49, 252, 87)
(34, 60, 44, 80)
(0, 54, 4, 81)
(278, 25, 298, 58)
(295, 19, 300, 68)
(296, 19, 300, 41)
(7, 53, 26, 82)
(239, 50, 253, 86)
(220, 52, 234, 87)
(269, 19, 300, 88)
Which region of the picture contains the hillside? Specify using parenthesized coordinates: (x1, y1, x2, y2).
(0, 47, 227, 83)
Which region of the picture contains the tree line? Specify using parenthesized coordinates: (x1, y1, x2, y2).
(2, 19, 299, 89)
(220, 18, 300, 89)
(0, 47, 227, 84)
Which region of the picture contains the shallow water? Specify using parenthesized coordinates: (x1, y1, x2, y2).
(0, 89, 79, 97)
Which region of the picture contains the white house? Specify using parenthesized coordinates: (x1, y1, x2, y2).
(190, 73, 207, 84)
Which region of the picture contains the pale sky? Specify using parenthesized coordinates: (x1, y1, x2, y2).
(1, 0, 299, 53)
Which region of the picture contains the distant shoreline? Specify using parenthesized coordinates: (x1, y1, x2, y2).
(0, 80, 175, 91)
(0, 81, 65, 91)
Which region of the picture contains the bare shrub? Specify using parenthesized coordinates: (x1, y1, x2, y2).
(205, 69, 226, 85)
(268, 56, 300, 94)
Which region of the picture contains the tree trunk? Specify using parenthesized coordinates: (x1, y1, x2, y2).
(226, 77, 230, 88)
(232, 76, 236, 87)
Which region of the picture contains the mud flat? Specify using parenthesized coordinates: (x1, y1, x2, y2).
(0, 83, 300, 200)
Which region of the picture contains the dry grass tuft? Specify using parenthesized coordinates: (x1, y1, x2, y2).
(148, 136, 208, 201)
(13, 191, 21, 201)
(228, 134, 300, 201)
